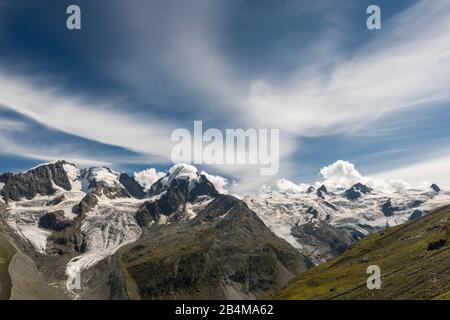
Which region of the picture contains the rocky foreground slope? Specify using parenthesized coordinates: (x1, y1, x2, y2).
(273, 205, 450, 300)
(0, 160, 449, 299)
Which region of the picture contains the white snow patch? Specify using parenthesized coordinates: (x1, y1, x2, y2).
(6, 213, 51, 254)
(63, 163, 81, 191)
(25, 160, 59, 173)
(65, 204, 142, 294)
(19, 225, 52, 254)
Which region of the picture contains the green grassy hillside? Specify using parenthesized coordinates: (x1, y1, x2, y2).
(273, 205, 450, 300)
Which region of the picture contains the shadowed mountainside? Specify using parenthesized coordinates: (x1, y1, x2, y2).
(117, 195, 312, 300)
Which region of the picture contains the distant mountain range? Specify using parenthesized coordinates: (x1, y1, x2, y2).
(245, 179, 450, 265)
(0, 160, 449, 299)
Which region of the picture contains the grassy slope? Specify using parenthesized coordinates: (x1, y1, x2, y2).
(273, 205, 450, 300)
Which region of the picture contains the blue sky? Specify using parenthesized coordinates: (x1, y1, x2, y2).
(0, 0, 449, 192)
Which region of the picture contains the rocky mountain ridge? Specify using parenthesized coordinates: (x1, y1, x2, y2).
(0, 161, 449, 299)
(0, 161, 311, 299)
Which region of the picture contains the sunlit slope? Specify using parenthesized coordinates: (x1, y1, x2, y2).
(273, 205, 450, 300)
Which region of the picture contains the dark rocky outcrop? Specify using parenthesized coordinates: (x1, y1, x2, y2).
(344, 183, 372, 200)
(91, 182, 130, 199)
(0, 160, 72, 201)
(38, 210, 72, 232)
(118, 195, 312, 300)
(291, 220, 349, 263)
(334, 219, 381, 243)
(80, 167, 131, 199)
(119, 173, 146, 199)
(381, 198, 398, 217)
(46, 212, 87, 255)
(136, 174, 218, 227)
(430, 184, 440, 193)
(427, 239, 447, 251)
(46, 194, 66, 206)
(306, 186, 315, 194)
(408, 199, 424, 208)
(409, 209, 424, 221)
(305, 206, 318, 219)
(72, 193, 98, 215)
(316, 185, 328, 199)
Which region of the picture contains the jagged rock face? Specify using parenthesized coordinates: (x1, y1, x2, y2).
(136, 181, 188, 226)
(188, 175, 219, 202)
(119, 173, 146, 199)
(344, 183, 372, 200)
(38, 210, 73, 232)
(409, 209, 423, 221)
(137, 172, 218, 227)
(118, 195, 312, 300)
(305, 206, 318, 219)
(46, 194, 66, 206)
(431, 184, 441, 193)
(316, 185, 328, 199)
(306, 186, 315, 193)
(335, 220, 381, 243)
(291, 220, 349, 264)
(0, 161, 72, 201)
(80, 167, 131, 199)
(73, 193, 98, 215)
(46, 213, 87, 255)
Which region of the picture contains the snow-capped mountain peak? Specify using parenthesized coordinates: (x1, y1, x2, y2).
(149, 163, 203, 196)
(344, 182, 372, 200)
(80, 167, 121, 192)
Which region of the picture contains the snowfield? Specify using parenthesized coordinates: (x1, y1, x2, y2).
(2, 161, 449, 297)
(65, 201, 142, 294)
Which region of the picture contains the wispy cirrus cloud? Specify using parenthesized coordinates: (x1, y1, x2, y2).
(0, 71, 176, 165)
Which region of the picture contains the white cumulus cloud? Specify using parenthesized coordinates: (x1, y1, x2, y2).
(317, 160, 410, 193)
(201, 171, 228, 194)
(267, 160, 413, 195)
(134, 168, 165, 190)
(276, 178, 309, 193)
